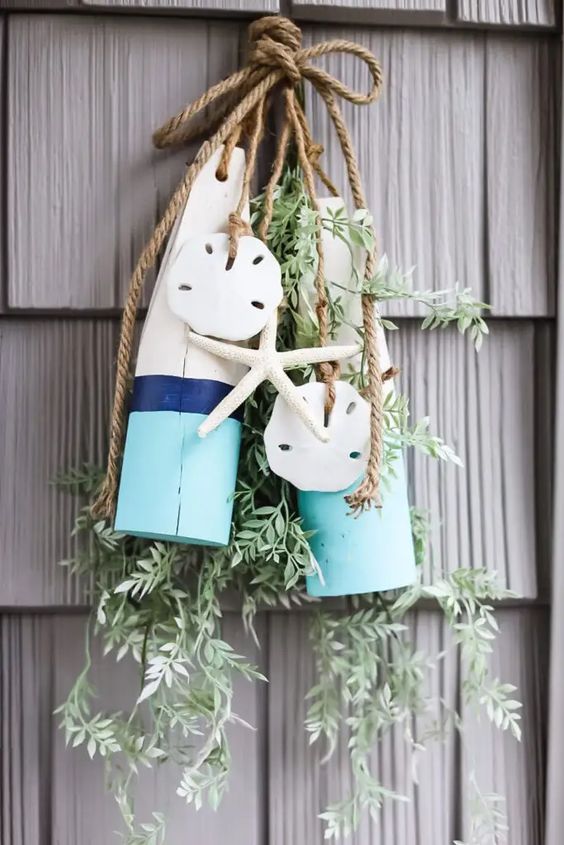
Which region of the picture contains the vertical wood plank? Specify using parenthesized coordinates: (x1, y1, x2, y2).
(0, 16, 5, 314)
(82, 0, 279, 8)
(0, 320, 119, 607)
(7, 15, 242, 309)
(545, 48, 564, 843)
(1, 613, 266, 845)
(533, 321, 555, 598)
(389, 322, 548, 597)
(4, 0, 277, 7)
(268, 608, 547, 844)
(0, 615, 54, 845)
(268, 612, 327, 845)
(460, 608, 548, 844)
(304, 27, 557, 317)
(0, 9, 557, 845)
(304, 26, 487, 317)
(267, 610, 458, 845)
(291, 0, 448, 26)
(485, 33, 559, 315)
(457, 0, 557, 28)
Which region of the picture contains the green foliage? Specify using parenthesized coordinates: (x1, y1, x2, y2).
(57, 164, 519, 843)
(56, 499, 267, 843)
(307, 568, 519, 839)
(425, 571, 522, 740)
(454, 773, 509, 845)
(363, 255, 490, 350)
(121, 813, 166, 845)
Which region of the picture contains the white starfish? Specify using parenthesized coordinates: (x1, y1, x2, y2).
(188, 311, 360, 442)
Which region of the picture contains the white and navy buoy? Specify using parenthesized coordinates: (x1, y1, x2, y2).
(115, 147, 281, 547)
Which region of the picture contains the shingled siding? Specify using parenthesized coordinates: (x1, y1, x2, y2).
(0, 5, 559, 843)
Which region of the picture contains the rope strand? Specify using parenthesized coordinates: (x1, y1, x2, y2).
(258, 99, 293, 241)
(286, 88, 338, 417)
(293, 98, 339, 198)
(228, 100, 266, 260)
(317, 88, 384, 509)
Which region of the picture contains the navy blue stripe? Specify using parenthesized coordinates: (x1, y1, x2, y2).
(130, 375, 244, 422)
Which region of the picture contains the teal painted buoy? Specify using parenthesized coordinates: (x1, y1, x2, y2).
(301, 455, 417, 597)
(115, 387, 242, 547)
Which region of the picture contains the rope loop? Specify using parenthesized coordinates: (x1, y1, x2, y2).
(228, 211, 253, 261)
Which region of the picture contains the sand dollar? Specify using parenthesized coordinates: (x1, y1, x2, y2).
(166, 233, 283, 341)
(264, 381, 370, 492)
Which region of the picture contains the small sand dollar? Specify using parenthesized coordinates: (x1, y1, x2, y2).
(166, 233, 283, 342)
(264, 381, 370, 492)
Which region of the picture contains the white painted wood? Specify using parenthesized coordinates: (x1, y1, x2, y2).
(135, 147, 249, 385)
(315, 196, 394, 374)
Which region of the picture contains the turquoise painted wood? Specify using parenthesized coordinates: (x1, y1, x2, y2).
(115, 410, 241, 546)
(301, 453, 417, 596)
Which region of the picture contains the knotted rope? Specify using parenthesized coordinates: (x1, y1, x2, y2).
(92, 15, 385, 518)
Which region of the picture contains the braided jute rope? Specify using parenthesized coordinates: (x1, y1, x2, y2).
(92, 15, 386, 518)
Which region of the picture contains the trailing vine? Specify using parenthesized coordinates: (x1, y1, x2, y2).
(56, 166, 519, 843)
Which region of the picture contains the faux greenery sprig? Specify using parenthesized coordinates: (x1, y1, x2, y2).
(56, 164, 518, 844)
(306, 567, 520, 840)
(366, 255, 490, 350)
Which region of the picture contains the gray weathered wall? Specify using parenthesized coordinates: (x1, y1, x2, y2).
(0, 2, 559, 843)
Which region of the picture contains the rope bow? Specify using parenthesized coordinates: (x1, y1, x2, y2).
(93, 15, 386, 519)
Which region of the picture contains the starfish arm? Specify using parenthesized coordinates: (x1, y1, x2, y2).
(269, 367, 330, 443)
(259, 312, 279, 351)
(197, 365, 265, 437)
(188, 332, 257, 367)
(278, 343, 360, 367)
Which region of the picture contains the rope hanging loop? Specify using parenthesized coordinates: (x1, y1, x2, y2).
(92, 14, 386, 519)
(151, 16, 383, 152)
